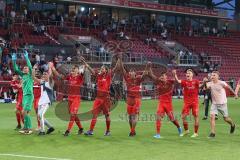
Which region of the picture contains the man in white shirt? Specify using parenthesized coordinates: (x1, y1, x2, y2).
(205, 71, 237, 138)
(33, 65, 55, 135)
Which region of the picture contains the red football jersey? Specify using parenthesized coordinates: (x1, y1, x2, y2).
(18, 87, 23, 99)
(33, 81, 41, 99)
(96, 70, 112, 97)
(181, 79, 199, 104)
(158, 80, 174, 103)
(11, 80, 23, 99)
(11, 80, 20, 91)
(66, 74, 84, 97)
(124, 74, 142, 98)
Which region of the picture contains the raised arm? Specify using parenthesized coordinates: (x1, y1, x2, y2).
(48, 68, 55, 88)
(148, 67, 159, 82)
(80, 56, 95, 75)
(112, 58, 120, 73)
(119, 55, 127, 76)
(49, 63, 65, 79)
(24, 50, 32, 75)
(140, 62, 151, 80)
(12, 53, 23, 76)
(172, 69, 181, 83)
(199, 77, 209, 90)
(224, 82, 238, 98)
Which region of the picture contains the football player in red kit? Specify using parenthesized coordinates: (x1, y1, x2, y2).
(148, 67, 182, 138)
(11, 74, 24, 130)
(173, 69, 204, 138)
(119, 57, 148, 136)
(33, 80, 41, 130)
(81, 56, 120, 136)
(51, 64, 85, 136)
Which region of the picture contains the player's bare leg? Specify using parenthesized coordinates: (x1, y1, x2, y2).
(191, 115, 199, 138)
(15, 110, 23, 130)
(64, 114, 75, 136)
(75, 115, 84, 135)
(35, 109, 41, 131)
(104, 114, 111, 136)
(208, 114, 216, 138)
(20, 110, 24, 125)
(154, 115, 163, 139)
(85, 114, 98, 136)
(128, 115, 132, 136)
(128, 115, 133, 136)
(128, 115, 133, 130)
(168, 112, 182, 136)
(64, 113, 83, 136)
(129, 114, 137, 136)
(223, 117, 235, 134)
(180, 115, 189, 137)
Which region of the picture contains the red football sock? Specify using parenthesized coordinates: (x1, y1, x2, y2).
(194, 125, 199, 133)
(16, 112, 21, 126)
(90, 118, 97, 131)
(106, 119, 111, 132)
(183, 121, 188, 131)
(156, 119, 161, 134)
(172, 120, 180, 128)
(75, 116, 83, 129)
(67, 115, 76, 131)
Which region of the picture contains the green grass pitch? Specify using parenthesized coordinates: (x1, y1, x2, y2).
(0, 98, 240, 160)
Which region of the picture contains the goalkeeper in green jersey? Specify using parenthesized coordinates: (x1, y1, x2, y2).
(12, 51, 34, 135)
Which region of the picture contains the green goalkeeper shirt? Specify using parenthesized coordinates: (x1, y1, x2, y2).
(13, 57, 33, 96)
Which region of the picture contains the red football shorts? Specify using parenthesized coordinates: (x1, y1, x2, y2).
(182, 103, 199, 117)
(156, 102, 175, 120)
(68, 96, 81, 114)
(34, 97, 40, 110)
(127, 97, 141, 115)
(92, 97, 111, 116)
(16, 95, 23, 111)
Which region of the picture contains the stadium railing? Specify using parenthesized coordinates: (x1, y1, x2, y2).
(177, 55, 199, 66)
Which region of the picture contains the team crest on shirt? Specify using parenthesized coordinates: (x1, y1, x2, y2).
(70, 78, 77, 84)
(186, 81, 196, 90)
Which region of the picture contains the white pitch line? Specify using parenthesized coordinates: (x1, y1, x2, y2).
(0, 153, 71, 160)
